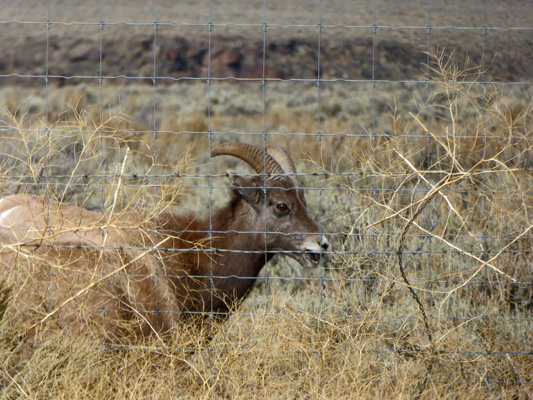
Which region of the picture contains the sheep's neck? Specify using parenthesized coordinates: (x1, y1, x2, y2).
(212, 200, 270, 274)
(160, 195, 272, 314)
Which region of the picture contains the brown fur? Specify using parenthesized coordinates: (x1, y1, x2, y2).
(0, 172, 327, 345)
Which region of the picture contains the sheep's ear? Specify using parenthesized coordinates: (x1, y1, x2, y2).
(226, 171, 263, 205)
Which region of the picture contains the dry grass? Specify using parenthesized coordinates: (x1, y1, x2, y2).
(0, 52, 531, 399)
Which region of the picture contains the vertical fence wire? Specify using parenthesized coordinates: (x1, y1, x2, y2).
(261, 0, 270, 301)
(98, 0, 106, 344)
(207, 0, 215, 321)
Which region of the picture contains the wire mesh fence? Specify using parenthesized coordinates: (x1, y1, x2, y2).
(0, 1, 532, 398)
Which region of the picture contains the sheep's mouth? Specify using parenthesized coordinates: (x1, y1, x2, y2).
(305, 251, 322, 264)
(281, 249, 323, 268)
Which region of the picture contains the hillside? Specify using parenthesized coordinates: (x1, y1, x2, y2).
(0, 0, 532, 86)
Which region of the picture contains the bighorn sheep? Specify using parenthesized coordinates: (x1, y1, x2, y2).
(0, 142, 328, 345)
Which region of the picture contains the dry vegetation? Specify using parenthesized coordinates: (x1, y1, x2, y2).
(0, 33, 532, 400)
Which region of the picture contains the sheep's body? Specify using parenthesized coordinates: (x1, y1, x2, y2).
(0, 143, 329, 345)
(0, 193, 267, 343)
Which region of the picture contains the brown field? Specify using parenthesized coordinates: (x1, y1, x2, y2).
(0, 1, 532, 399)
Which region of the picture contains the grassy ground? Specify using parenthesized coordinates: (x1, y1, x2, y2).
(0, 51, 531, 399)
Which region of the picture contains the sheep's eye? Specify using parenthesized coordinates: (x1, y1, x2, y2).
(276, 203, 289, 212)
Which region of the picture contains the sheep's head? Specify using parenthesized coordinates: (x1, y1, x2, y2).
(211, 142, 329, 268)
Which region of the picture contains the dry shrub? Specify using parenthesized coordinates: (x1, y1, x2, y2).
(323, 52, 532, 398)
(0, 107, 194, 209)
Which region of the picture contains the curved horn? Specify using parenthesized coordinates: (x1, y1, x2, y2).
(265, 144, 297, 174)
(266, 144, 300, 187)
(211, 142, 284, 175)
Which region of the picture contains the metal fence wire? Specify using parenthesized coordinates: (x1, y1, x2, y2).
(0, 0, 532, 397)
